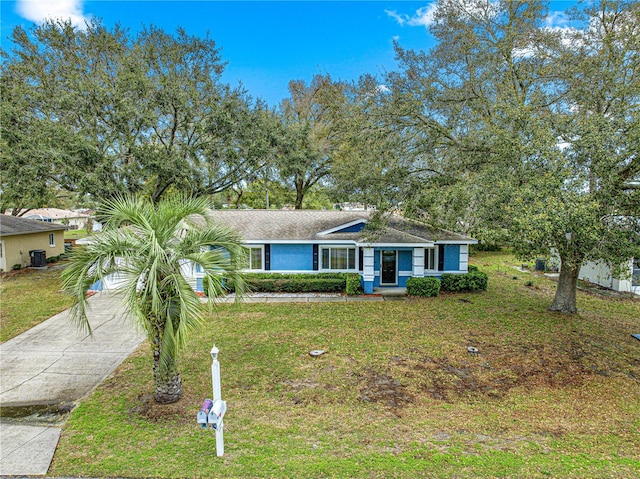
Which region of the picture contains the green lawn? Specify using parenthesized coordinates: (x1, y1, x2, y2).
(0, 266, 72, 343)
(64, 228, 89, 240)
(40, 252, 640, 477)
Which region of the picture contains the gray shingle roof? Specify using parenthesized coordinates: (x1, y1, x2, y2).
(0, 215, 68, 237)
(206, 210, 475, 245)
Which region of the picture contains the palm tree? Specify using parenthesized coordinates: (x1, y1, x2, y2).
(62, 194, 246, 404)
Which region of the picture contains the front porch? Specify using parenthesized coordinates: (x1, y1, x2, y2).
(372, 287, 407, 299)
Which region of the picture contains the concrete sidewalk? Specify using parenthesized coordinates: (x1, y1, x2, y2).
(0, 291, 144, 476)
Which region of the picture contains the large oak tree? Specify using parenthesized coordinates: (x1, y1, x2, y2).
(1, 20, 273, 206)
(382, 0, 639, 313)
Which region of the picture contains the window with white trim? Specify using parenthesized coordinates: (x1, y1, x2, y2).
(49, 233, 55, 247)
(246, 246, 263, 270)
(424, 248, 436, 270)
(321, 247, 356, 270)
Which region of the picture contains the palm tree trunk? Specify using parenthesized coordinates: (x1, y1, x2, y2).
(153, 348, 183, 404)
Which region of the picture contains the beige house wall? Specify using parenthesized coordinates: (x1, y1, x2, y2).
(1, 230, 65, 271)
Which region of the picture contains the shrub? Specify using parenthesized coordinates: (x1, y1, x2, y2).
(345, 273, 363, 295)
(441, 271, 488, 292)
(225, 273, 347, 294)
(406, 277, 441, 297)
(12, 264, 21, 270)
(467, 265, 479, 272)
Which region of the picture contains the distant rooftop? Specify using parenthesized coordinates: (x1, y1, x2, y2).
(0, 215, 68, 237)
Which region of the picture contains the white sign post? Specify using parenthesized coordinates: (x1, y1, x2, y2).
(209, 344, 226, 457)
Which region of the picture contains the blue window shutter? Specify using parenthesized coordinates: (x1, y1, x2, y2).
(313, 244, 319, 270)
(264, 244, 271, 270)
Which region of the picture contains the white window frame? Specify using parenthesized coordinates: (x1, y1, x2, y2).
(49, 233, 55, 247)
(321, 246, 356, 271)
(246, 246, 264, 271)
(424, 247, 436, 271)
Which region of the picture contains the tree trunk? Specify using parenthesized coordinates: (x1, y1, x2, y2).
(153, 342, 183, 404)
(294, 179, 305, 210)
(153, 355, 182, 404)
(549, 261, 581, 314)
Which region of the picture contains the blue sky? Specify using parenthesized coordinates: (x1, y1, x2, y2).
(1, 1, 579, 107)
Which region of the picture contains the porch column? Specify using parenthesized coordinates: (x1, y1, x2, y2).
(413, 248, 425, 278)
(362, 247, 375, 294)
(459, 244, 469, 272)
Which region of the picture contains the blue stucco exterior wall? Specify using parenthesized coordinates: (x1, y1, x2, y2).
(443, 245, 460, 271)
(270, 244, 314, 271)
(398, 250, 412, 271)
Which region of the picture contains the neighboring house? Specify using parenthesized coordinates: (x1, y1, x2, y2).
(0, 215, 66, 271)
(84, 210, 477, 294)
(20, 208, 91, 231)
(579, 258, 640, 296)
(199, 210, 477, 294)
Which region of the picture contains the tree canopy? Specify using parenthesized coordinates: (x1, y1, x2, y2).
(362, 0, 639, 313)
(1, 20, 276, 207)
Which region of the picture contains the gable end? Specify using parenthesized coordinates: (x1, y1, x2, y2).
(318, 219, 367, 235)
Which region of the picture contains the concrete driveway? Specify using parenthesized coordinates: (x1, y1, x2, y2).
(0, 291, 144, 476)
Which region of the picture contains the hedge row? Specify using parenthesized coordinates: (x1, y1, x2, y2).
(225, 273, 348, 293)
(218, 270, 487, 296)
(407, 269, 488, 296)
(237, 272, 347, 280)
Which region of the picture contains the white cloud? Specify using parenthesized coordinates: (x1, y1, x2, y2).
(16, 0, 90, 29)
(386, 3, 438, 29)
(385, 9, 407, 26)
(407, 4, 438, 27)
(545, 11, 571, 29)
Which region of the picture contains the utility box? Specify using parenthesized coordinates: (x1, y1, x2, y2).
(535, 259, 546, 272)
(29, 250, 46, 267)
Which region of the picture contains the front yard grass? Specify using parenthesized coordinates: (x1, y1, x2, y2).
(64, 228, 89, 240)
(0, 266, 71, 343)
(50, 252, 640, 478)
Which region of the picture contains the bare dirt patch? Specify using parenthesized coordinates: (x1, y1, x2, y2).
(129, 393, 195, 425)
(353, 336, 640, 410)
(358, 369, 414, 409)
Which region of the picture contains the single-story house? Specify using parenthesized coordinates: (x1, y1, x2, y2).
(7, 208, 100, 231)
(200, 210, 477, 294)
(85, 210, 477, 294)
(0, 215, 67, 271)
(579, 258, 640, 296)
(20, 208, 92, 231)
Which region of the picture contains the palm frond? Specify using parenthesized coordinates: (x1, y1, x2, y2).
(62, 193, 247, 382)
